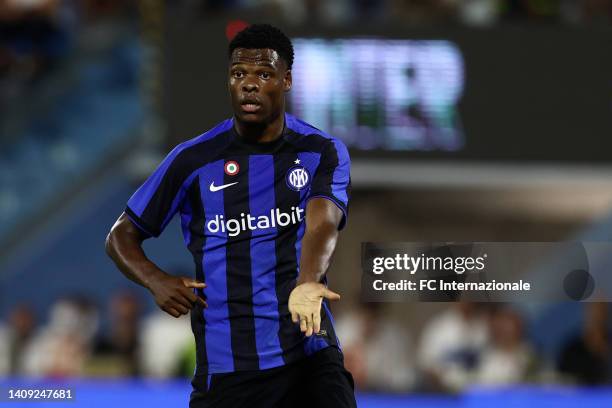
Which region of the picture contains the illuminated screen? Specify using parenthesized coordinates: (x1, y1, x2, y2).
(166, 25, 612, 162)
(289, 39, 465, 151)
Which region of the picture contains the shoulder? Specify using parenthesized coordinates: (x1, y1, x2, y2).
(284, 113, 349, 157)
(164, 118, 234, 169)
(172, 118, 234, 158)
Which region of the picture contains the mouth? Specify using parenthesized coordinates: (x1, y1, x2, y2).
(240, 98, 262, 113)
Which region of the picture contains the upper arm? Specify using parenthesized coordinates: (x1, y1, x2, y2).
(105, 212, 148, 258)
(308, 138, 351, 230)
(110, 212, 148, 241)
(125, 146, 193, 238)
(305, 197, 344, 232)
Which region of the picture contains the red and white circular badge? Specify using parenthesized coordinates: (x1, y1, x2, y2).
(224, 161, 239, 176)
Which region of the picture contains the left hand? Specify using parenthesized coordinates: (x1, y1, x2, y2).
(288, 282, 341, 336)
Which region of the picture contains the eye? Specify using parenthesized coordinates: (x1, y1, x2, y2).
(259, 72, 271, 80)
(233, 71, 244, 78)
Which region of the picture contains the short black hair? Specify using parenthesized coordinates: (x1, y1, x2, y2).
(228, 24, 294, 70)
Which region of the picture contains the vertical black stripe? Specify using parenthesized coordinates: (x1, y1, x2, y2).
(224, 157, 259, 370)
(313, 141, 340, 199)
(186, 176, 208, 377)
(273, 153, 306, 363)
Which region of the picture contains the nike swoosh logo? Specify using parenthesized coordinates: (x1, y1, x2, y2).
(209, 181, 238, 192)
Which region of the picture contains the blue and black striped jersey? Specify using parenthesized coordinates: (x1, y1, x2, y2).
(125, 113, 351, 375)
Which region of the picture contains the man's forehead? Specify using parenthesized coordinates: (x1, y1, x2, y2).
(231, 48, 283, 67)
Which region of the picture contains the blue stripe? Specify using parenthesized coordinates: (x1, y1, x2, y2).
(127, 119, 233, 217)
(126, 164, 169, 217)
(330, 138, 350, 206)
(285, 113, 330, 140)
(200, 160, 234, 373)
(179, 197, 193, 247)
(248, 155, 284, 369)
(160, 171, 199, 233)
(304, 332, 330, 356)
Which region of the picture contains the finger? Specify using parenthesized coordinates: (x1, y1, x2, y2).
(181, 288, 198, 304)
(322, 288, 341, 301)
(185, 289, 208, 309)
(300, 316, 308, 333)
(291, 311, 299, 323)
(313, 311, 321, 334)
(172, 293, 193, 310)
(183, 279, 206, 289)
(305, 314, 314, 337)
(173, 302, 190, 315)
(166, 307, 181, 318)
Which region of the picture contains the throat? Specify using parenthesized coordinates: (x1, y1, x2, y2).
(234, 115, 284, 144)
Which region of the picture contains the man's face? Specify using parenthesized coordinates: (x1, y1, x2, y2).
(228, 48, 292, 124)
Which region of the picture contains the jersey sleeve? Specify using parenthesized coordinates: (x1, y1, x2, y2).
(308, 138, 351, 230)
(125, 146, 192, 238)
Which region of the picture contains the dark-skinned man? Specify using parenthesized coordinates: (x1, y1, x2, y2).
(105, 24, 355, 407)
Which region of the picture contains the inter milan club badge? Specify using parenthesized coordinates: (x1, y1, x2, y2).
(224, 161, 239, 176)
(286, 158, 310, 191)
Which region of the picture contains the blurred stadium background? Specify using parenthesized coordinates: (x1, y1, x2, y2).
(1, 0, 611, 407)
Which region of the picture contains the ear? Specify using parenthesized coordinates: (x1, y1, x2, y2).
(284, 69, 292, 92)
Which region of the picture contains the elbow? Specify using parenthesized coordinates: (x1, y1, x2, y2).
(104, 232, 113, 258)
(105, 228, 117, 259)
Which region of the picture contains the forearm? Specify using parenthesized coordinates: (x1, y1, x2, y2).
(106, 213, 206, 317)
(289, 199, 343, 335)
(297, 218, 339, 285)
(105, 214, 164, 290)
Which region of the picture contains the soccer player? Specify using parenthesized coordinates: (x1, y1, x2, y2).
(105, 24, 356, 407)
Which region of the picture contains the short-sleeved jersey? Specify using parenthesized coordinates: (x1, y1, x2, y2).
(125, 113, 351, 375)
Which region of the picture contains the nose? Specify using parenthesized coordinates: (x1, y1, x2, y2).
(242, 80, 258, 93)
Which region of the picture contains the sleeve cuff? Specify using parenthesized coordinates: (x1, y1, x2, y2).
(125, 206, 159, 238)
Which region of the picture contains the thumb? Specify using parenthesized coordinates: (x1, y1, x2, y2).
(322, 288, 341, 301)
(183, 278, 206, 289)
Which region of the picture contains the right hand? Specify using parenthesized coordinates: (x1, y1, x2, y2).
(147, 271, 207, 318)
(288, 282, 341, 337)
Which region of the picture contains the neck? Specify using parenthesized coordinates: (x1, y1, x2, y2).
(234, 111, 285, 143)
